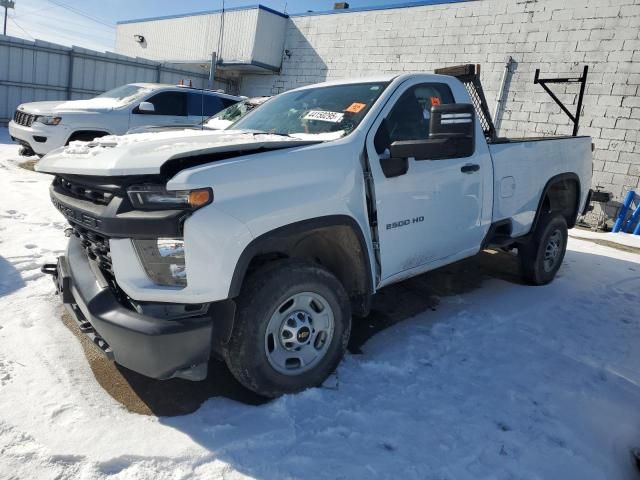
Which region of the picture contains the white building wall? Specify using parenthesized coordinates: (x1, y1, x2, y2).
(252, 8, 288, 69)
(115, 7, 286, 71)
(241, 0, 640, 204)
(116, 13, 222, 62)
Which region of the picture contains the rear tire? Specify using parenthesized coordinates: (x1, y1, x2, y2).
(224, 260, 351, 398)
(519, 213, 568, 285)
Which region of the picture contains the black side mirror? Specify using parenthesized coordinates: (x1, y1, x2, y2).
(375, 118, 409, 178)
(374, 118, 391, 155)
(389, 103, 475, 161)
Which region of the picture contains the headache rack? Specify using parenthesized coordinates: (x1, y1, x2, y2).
(435, 64, 497, 141)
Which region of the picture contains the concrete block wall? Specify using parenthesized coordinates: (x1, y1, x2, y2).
(241, 0, 640, 216)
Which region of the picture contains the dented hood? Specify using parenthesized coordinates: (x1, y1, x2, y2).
(36, 129, 321, 177)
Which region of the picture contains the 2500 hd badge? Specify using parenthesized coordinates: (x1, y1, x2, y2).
(387, 216, 425, 230)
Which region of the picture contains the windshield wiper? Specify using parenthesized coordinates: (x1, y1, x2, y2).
(252, 131, 294, 138)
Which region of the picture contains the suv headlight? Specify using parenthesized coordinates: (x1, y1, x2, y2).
(127, 185, 212, 210)
(35, 115, 62, 126)
(133, 238, 186, 287)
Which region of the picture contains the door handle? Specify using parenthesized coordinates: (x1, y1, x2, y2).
(461, 163, 480, 173)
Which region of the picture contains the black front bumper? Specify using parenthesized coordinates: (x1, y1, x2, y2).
(46, 236, 214, 381)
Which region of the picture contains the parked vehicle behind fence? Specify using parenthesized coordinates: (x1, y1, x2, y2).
(9, 83, 242, 156)
(37, 65, 592, 398)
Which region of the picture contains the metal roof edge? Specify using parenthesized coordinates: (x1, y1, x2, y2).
(219, 60, 281, 72)
(116, 4, 288, 25)
(290, 0, 475, 17)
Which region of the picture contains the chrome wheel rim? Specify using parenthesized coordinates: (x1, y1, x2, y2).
(265, 292, 335, 376)
(543, 229, 563, 272)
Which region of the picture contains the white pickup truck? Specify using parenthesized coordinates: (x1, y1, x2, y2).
(9, 83, 241, 156)
(37, 66, 592, 397)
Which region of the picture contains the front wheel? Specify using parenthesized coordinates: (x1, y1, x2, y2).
(518, 213, 568, 285)
(224, 260, 351, 398)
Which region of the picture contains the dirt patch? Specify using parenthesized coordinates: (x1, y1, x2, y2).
(61, 312, 266, 416)
(18, 159, 38, 171)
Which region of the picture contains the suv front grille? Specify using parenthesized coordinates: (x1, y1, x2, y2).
(14, 110, 36, 127)
(56, 177, 116, 206)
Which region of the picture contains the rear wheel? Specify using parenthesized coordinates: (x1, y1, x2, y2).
(518, 213, 568, 285)
(224, 260, 351, 398)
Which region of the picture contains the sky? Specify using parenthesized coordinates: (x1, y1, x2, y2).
(3, 0, 435, 52)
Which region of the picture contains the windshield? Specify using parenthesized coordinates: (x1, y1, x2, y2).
(95, 85, 152, 105)
(232, 82, 388, 138)
(204, 101, 253, 125)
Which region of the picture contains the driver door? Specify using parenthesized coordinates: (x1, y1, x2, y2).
(128, 91, 191, 130)
(366, 79, 489, 285)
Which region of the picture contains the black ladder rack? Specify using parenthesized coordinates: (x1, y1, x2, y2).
(435, 63, 497, 141)
(534, 65, 588, 137)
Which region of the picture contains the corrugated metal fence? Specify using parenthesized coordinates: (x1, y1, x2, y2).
(0, 35, 235, 125)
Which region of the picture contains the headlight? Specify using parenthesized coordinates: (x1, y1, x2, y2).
(127, 185, 212, 210)
(35, 115, 62, 126)
(133, 238, 186, 287)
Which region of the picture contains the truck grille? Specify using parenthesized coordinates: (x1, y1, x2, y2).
(72, 225, 113, 275)
(14, 110, 37, 127)
(57, 177, 115, 206)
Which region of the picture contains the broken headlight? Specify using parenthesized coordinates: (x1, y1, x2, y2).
(133, 238, 187, 287)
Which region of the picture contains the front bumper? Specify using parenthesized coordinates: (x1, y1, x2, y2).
(46, 236, 214, 381)
(8, 120, 70, 156)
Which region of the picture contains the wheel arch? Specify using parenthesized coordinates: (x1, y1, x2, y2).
(532, 172, 581, 231)
(228, 215, 374, 317)
(65, 130, 111, 144)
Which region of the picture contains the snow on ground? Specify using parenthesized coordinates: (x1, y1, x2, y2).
(0, 128, 639, 479)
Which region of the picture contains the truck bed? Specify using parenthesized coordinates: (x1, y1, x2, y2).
(490, 136, 587, 144)
(489, 136, 592, 238)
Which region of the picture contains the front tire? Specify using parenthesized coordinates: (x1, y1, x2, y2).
(518, 213, 568, 285)
(224, 260, 351, 398)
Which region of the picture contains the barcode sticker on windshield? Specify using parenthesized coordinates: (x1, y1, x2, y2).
(303, 110, 344, 123)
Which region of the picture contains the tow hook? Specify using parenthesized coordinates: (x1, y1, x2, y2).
(41, 259, 73, 304)
(41, 263, 58, 276)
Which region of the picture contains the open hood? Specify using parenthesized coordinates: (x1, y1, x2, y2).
(35, 129, 320, 177)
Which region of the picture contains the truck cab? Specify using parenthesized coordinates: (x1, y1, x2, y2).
(37, 68, 592, 398)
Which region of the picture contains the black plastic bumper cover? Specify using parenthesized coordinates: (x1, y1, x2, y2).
(50, 236, 213, 381)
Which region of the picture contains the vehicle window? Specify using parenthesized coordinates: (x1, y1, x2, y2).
(212, 102, 248, 122)
(386, 83, 454, 142)
(203, 96, 226, 116)
(187, 93, 228, 117)
(145, 91, 187, 116)
(232, 82, 388, 139)
(95, 84, 152, 105)
(220, 98, 237, 109)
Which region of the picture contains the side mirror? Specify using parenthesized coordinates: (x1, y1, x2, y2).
(136, 101, 155, 114)
(389, 103, 475, 161)
(374, 119, 409, 178)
